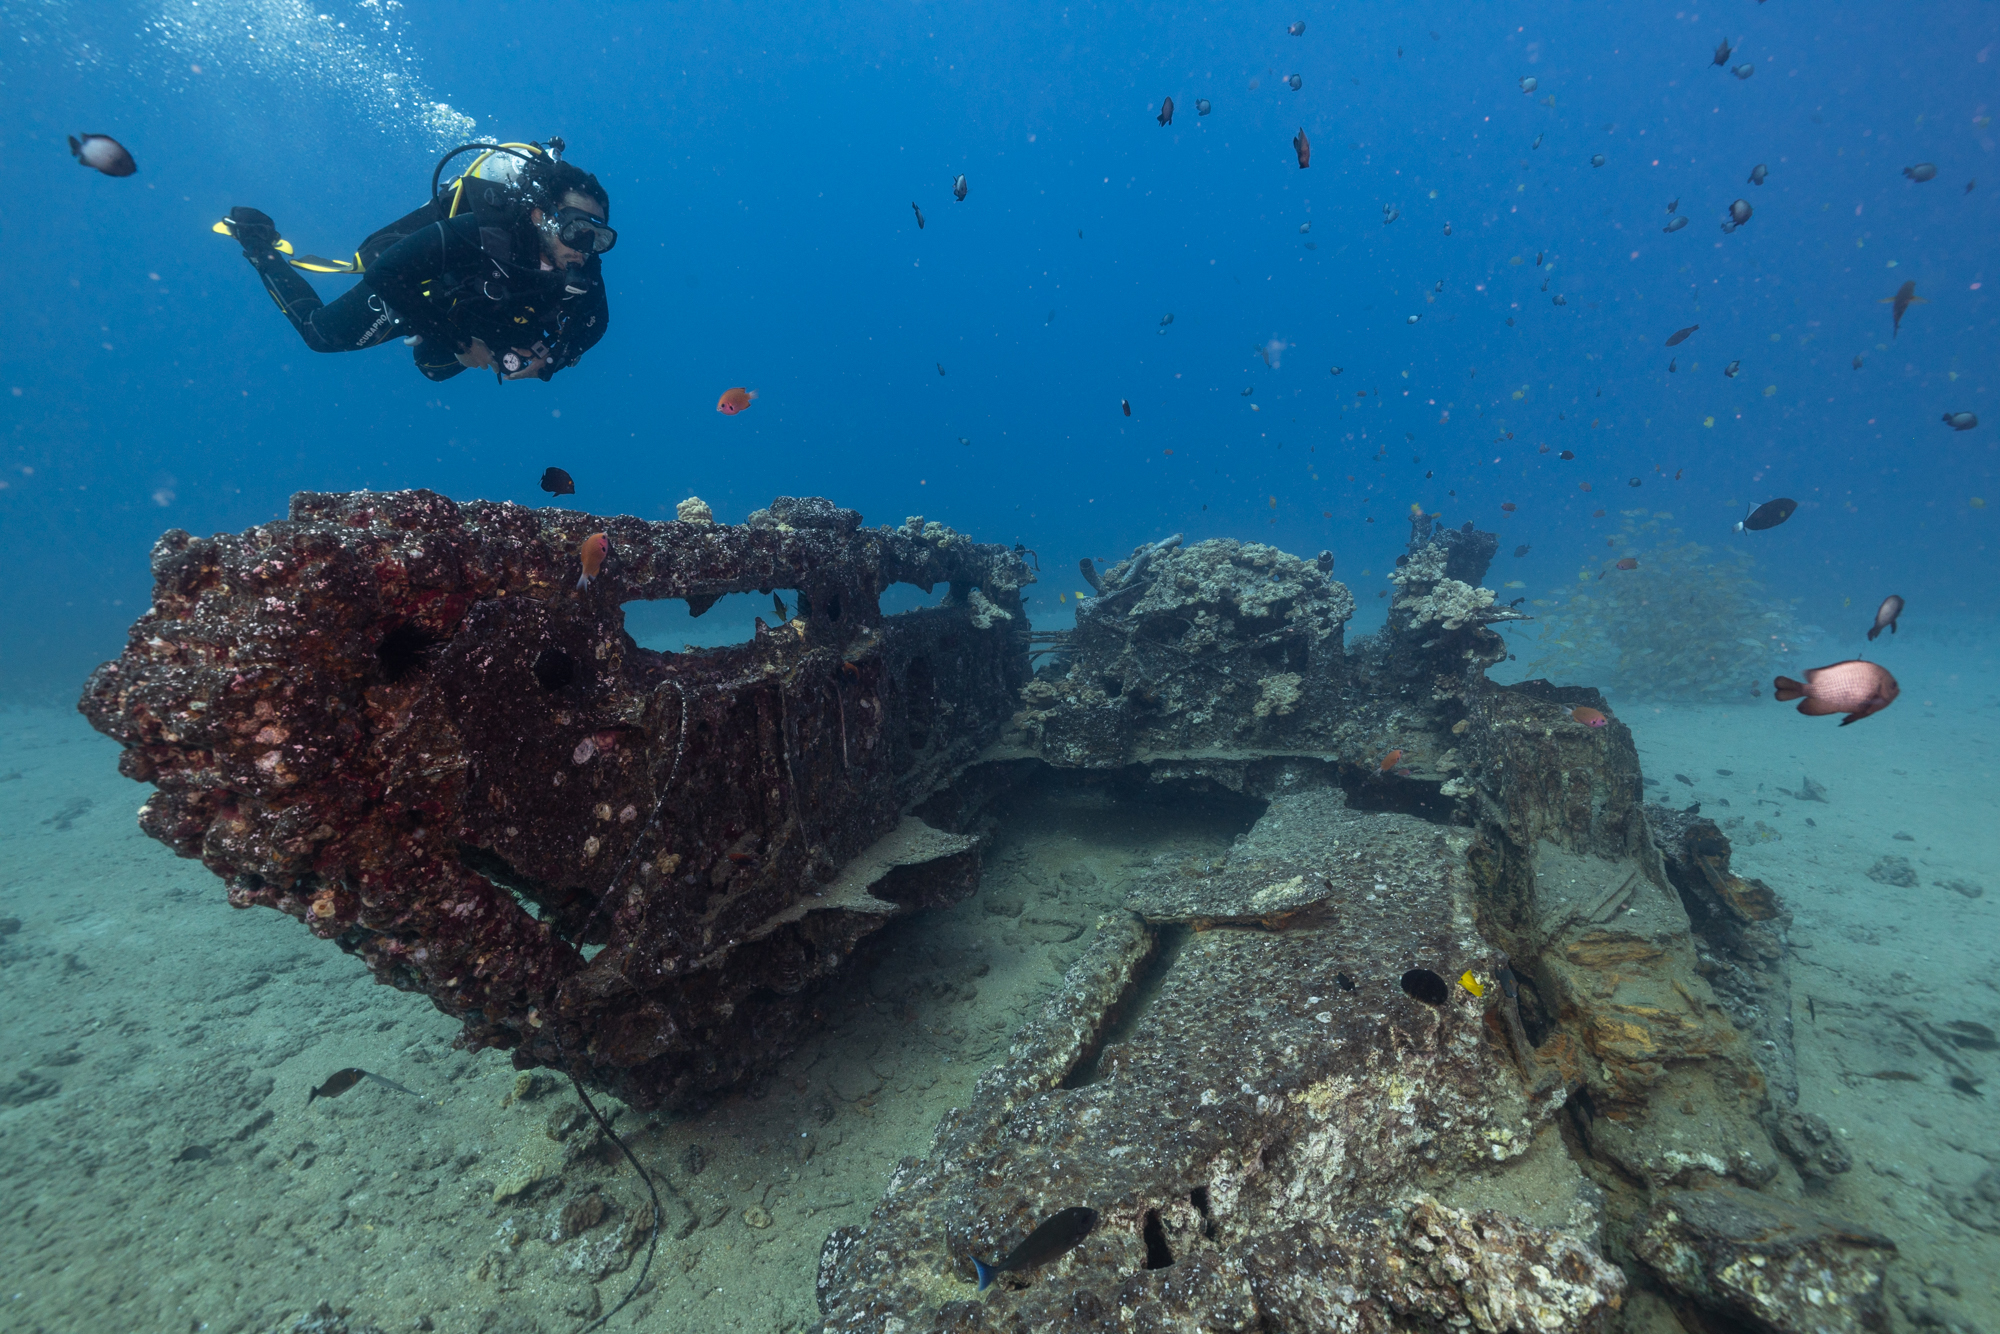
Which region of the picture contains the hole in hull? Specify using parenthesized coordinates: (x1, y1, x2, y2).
(1400, 967, 1449, 1005)
(1141, 1209, 1174, 1269)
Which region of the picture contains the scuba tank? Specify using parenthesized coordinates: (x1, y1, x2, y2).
(288, 140, 567, 276)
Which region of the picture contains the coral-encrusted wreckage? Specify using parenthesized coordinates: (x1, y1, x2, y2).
(85, 495, 1889, 1334)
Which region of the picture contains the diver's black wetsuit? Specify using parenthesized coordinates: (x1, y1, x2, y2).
(238, 213, 608, 381)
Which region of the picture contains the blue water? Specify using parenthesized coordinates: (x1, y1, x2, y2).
(1, 1, 1993, 693)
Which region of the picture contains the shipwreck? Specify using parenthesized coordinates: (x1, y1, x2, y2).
(83, 492, 1890, 1334)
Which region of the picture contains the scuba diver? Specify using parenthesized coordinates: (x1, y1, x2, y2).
(215, 138, 613, 382)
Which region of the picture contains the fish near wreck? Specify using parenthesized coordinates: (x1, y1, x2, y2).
(972, 1206, 1097, 1289)
(1867, 595, 1904, 641)
(1773, 661, 1899, 725)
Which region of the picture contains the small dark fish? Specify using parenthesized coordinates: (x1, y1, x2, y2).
(308, 1067, 421, 1106)
(1669, 358, 1677, 373)
(773, 594, 790, 622)
(1853, 355, 1865, 370)
(1520, 76, 1538, 93)
(1882, 280, 1926, 338)
(1734, 497, 1797, 532)
(1121, 399, 1131, 417)
(1903, 162, 1937, 183)
(539, 466, 575, 497)
(1943, 411, 1979, 431)
(1724, 360, 1741, 378)
(1807, 995, 1816, 1024)
(1559, 450, 1574, 460)
(1732, 63, 1754, 79)
(1287, 20, 1305, 35)
(1663, 215, 1689, 233)
(1240, 387, 1253, 397)
(1158, 97, 1174, 127)
(1628, 477, 1642, 487)
(1514, 544, 1530, 557)
(1293, 127, 1310, 169)
(911, 201, 925, 229)
(1335, 971, 1357, 991)
(1667, 197, 1680, 213)
(973, 1206, 1097, 1290)
(1665, 325, 1699, 347)
(69, 133, 137, 177)
(1615, 557, 1639, 570)
(1195, 98, 1212, 116)
(1867, 595, 1904, 641)
(1675, 773, 1694, 786)
(1383, 206, 1399, 225)
(958, 436, 970, 446)
(1712, 38, 1733, 66)
(1532, 133, 1543, 149)
(1773, 660, 1899, 725)
(1748, 163, 1768, 185)
(937, 362, 946, 376)
(1967, 179, 1977, 193)
(1046, 309, 1056, 325)
(1729, 199, 1752, 225)
(1443, 221, 1451, 235)
(1591, 153, 1605, 167)
(952, 174, 967, 202)
(1328, 366, 1343, 376)
(1287, 73, 1302, 91)
(1508, 596, 1526, 607)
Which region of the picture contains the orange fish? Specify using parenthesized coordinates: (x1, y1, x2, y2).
(1500, 502, 1517, 512)
(1379, 748, 1403, 772)
(577, 532, 609, 589)
(1571, 706, 1608, 727)
(716, 387, 757, 414)
(1293, 127, 1311, 169)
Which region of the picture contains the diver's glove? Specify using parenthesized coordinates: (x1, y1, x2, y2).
(214, 207, 286, 259)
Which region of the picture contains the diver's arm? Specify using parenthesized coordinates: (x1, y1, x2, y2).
(361, 219, 483, 350)
(542, 269, 609, 379)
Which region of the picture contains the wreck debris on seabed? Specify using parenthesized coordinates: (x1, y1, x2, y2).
(83, 495, 1890, 1334)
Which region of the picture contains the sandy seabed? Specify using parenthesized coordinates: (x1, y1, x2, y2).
(1, 631, 1996, 1334)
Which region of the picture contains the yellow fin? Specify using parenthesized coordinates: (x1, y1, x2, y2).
(1458, 970, 1485, 998)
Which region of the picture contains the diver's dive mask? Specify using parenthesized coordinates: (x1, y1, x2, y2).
(553, 205, 616, 255)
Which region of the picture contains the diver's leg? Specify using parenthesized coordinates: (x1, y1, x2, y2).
(222, 208, 398, 354)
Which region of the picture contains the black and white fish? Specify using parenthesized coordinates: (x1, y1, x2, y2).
(1734, 497, 1797, 532)
(1866, 595, 1904, 641)
(69, 133, 136, 177)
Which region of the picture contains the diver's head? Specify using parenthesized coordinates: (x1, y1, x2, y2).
(531, 189, 615, 267)
(530, 157, 614, 266)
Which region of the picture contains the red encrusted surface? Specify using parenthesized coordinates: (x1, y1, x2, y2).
(81, 489, 1032, 1107)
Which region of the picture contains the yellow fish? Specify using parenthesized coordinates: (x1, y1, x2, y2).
(1503, 580, 1525, 589)
(1459, 970, 1485, 998)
